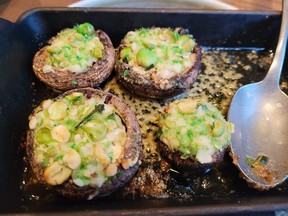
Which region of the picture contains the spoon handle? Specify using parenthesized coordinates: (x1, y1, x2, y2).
(263, 0, 288, 88)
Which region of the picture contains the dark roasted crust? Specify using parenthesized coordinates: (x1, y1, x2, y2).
(115, 30, 202, 99)
(158, 139, 225, 173)
(26, 87, 142, 200)
(33, 30, 116, 91)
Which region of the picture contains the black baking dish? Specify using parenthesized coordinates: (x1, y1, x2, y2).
(0, 8, 288, 215)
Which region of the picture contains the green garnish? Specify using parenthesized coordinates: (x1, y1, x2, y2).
(70, 143, 78, 151)
(106, 113, 116, 120)
(172, 31, 180, 40)
(72, 80, 78, 87)
(246, 154, 269, 167)
(40, 157, 50, 168)
(156, 129, 162, 138)
(122, 69, 130, 77)
(72, 95, 84, 103)
(108, 152, 114, 160)
(55, 154, 64, 161)
(75, 104, 105, 128)
(139, 28, 148, 36)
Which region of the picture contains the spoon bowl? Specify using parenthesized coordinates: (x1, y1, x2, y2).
(228, 0, 288, 190)
(229, 83, 288, 189)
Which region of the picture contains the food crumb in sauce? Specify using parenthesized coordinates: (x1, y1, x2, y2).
(246, 154, 276, 185)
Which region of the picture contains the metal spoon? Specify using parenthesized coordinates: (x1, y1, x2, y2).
(228, 0, 288, 190)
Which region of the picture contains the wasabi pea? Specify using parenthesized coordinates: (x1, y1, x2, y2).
(212, 120, 225, 137)
(162, 30, 175, 42)
(46, 46, 61, 54)
(35, 127, 53, 144)
(136, 48, 157, 68)
(93, 48, 103, 58)
(177, 35, 190, 45)
(83, 120, 108, 142)
(176, 35, 195, 52)
(120, 47, 132, 61)
(182, 39, 195, 52)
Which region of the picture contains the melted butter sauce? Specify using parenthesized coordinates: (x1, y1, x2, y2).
(22, 49, 288, 202)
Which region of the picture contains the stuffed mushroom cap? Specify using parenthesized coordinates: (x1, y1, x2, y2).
(115, 27, 202, 99)
(26, 88, 142, 200)
(157, 98, 234, 172)
(33, 23, 116, 91)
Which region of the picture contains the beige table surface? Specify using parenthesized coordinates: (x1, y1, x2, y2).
(0, 0, 282, 22)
